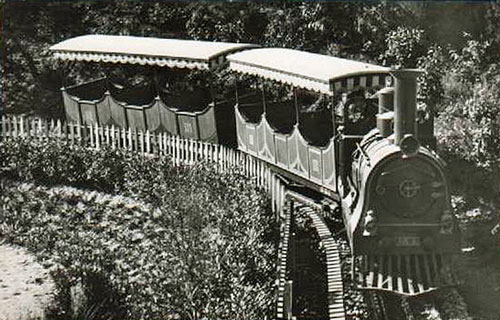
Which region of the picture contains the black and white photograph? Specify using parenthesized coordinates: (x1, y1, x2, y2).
(0, 1, 499, 319)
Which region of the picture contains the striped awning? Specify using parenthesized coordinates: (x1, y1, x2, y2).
(50, 35, 258, 70)
(228, 48, 390, 95)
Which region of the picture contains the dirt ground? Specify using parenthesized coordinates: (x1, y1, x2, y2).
(0, 244, 54, 320)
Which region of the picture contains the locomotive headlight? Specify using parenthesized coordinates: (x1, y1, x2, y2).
(400, 134, 420, 157)
(440, 210, 454, 234)
(363, 210, 377, 236)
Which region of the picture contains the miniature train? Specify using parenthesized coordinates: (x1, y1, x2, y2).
(51, 35, 460, 296)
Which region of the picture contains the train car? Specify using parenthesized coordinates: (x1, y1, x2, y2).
(226, 49, 460, 296)
(50, 35, 258, 144)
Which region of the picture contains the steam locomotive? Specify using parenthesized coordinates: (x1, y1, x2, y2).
(51, 35, 460, 296)
(346, 70, 459, 295)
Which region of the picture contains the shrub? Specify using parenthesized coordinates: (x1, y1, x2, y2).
(0, 139, 278, 319)
(0, 139, 128, 193)
(0, 177, 277, 319)
(434, 39, 500, 186)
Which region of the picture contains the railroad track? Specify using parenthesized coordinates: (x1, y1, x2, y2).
(280, 190, 346, 320)
(276, 197, 293, 319)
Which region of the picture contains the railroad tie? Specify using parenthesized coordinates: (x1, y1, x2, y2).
(276, 199, 293, 320)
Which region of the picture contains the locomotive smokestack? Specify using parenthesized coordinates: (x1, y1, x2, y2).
(391, 69, 422, 145)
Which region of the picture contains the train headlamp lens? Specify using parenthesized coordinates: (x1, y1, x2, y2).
(400, 134, 420, 157)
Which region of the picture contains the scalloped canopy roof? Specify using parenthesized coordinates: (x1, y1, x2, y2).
(50, 35, 259, 70)
(228, 48, 390, 95)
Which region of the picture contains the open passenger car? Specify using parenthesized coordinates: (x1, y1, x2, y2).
(50, 35, 257, 144)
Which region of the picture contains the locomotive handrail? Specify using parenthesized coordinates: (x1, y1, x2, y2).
(341, 134, 365, 140)
(355, 142, 371, 166)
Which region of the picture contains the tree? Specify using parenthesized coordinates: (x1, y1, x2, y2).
(186, 3, 266, 43)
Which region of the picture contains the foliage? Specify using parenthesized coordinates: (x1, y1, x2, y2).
(416, 44, 447, 108)
(263, 2, 345, 52)
(437, 67, 500, 172)
(434, 38, 500, 174)
(0, 138, 128, 193)
(186, 3, 266, 44)
(356, 3, 413, 58)
(382, 26, 427, 68)
(79, 2, 189, 38)
(0, 151, 277, 319)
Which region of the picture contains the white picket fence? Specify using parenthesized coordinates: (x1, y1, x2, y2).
(0, 114, 288, 216)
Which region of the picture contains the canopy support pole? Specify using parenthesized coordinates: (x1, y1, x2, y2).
(59, 60, 75, 89)
(235, 78, 239, 105)
(153, 68, 160, 98)
(293, 87, 300, 127)
(338, 92, 349, 196)
(331, 95, 336, 128)
(210, 72, 216, 108)
(261, 79, 267, 115)
(331, 94, 338, 192)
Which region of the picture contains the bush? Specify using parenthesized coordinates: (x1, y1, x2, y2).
(434, 39, 500, 188)
(0, 139, 128, 193)
(0, 139, 278, 319)
(0, 176, 277, 319)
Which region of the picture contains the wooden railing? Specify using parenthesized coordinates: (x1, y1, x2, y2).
(0, 114, 288, 216)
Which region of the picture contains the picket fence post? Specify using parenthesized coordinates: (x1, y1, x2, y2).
(1, 115, 7, 140)
(145, 130, 151, 154)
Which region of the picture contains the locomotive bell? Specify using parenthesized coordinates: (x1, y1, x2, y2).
(391, 69, 423, 146)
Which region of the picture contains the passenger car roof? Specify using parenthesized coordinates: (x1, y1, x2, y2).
(50, 35, 258, 70)
(227, 48, 390, 95)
